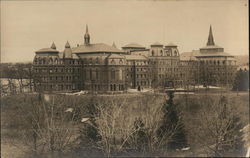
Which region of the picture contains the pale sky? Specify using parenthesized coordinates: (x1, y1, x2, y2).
(1, 0, 249, 63)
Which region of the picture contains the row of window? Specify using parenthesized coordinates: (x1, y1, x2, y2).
(151, 50, 178, 57)
(35, 67, 81, 73)
(34, 58, 82, 65)
(200, 60, 236, 65)
(110, 84, 124, 91)
(38, 84, 77, 91)
(127, 60, 148, 66)
(41, 76, 80, 81)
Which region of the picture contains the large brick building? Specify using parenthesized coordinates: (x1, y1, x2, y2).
(33, 25, 237, 92)
(180, 26, 237, 88)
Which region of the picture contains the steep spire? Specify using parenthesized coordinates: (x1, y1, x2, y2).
(51, 42, 56, 49)
(112, 42, 117, 48)
(207, 25, 215, 46)
(65, 41, 70, 48)
(86, 24, 89, 34)
(84, 24, 90, 45)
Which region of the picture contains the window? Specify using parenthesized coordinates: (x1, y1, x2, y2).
(152, 50, 155, 56)
(174, 51, 178, 56)
(42, 58, 46, 64)
(111, 70, 115, 80)
(111, 59, 115, 64)
(96, 69, 99, 80)
(160, 50, 163, 56)
(90, 69, 92, 80)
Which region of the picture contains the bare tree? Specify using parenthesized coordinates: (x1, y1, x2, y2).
(196, 95, 244, 157)
(19, 94, 79, 154)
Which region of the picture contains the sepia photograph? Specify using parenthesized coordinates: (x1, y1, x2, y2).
(0, 0, 249, 157)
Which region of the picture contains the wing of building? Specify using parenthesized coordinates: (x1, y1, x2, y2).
(179, 25, 237, 88)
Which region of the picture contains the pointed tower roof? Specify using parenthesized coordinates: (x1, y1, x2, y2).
(112, 42, 117, 48)
(86, 24, 89, 34)
(84, 24, 90, 45)
(51, 42, 56, 49)
(207, 25, 215, 46)
(65, 41, 70, 48)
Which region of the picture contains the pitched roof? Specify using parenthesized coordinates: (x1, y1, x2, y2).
(122, 43, 145, 48)
(151, 42, 163, 46)
(166, 42, 177, 47)
(195, 51, 234, 57)
(108, 54, 125, 59)
(125, 55, 147, 60)
(36, 48, 59, 53)
(72, 43, 124, 53)
(200, 45, 223, 50)
(180, 51, 198, 61)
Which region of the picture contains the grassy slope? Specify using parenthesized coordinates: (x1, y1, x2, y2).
(1, 92, 249, 157)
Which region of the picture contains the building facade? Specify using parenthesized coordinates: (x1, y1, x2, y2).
(180, 26, 237, 88)
(33, 25, 237, 93)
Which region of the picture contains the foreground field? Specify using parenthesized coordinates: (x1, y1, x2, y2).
(1, 91, 249, 157)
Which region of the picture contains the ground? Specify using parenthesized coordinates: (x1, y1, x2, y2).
(1, 90, 249, 157)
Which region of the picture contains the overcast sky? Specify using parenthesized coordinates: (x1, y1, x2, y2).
(1, 0, 248, 63)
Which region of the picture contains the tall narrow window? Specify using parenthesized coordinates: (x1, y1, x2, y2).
(111, 70, 115, 80)
(96, 69, 99, 80)
(90, 69, 92, 80)
(160, 50, 163, 56)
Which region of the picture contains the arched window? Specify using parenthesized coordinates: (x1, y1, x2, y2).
(82, 58, 85, 65)
(42, 58, 46, 64)
(111, 69, 115, 80)
(119, 59, 123, 64)
(174, 51, 178, 56)
(160, 50, 163, 56)
(49, 58, 53, 65)
(38, 57, 42, 64)
(96, 69, 99, 80)
(111, 59, 115, 64)
(89, 58, 92, 65)
(54, 58, 58, 64)
(34, 58, 38, 64)
(90, 69, 92, 80)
